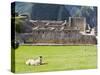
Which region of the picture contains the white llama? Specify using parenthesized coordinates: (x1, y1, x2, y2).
(25, 56, 42, 66)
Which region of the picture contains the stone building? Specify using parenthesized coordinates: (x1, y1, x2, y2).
(17, 17, 97, 45)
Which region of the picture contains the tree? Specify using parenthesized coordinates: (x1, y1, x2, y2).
(12, 16, 26, 33)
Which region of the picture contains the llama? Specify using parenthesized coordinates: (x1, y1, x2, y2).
(25, 56, 42, 66)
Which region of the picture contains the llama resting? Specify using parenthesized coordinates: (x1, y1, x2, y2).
(25, 56, 43, 66)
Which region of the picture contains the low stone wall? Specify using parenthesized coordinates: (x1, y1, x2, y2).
(18, 31, 97, 45)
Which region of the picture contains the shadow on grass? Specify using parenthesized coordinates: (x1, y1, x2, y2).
(41, 62, 48, 65)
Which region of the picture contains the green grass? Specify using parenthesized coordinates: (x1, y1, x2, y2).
(14, 45, 97, 73)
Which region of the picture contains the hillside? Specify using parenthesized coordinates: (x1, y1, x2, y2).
(12, 2, 97, 28)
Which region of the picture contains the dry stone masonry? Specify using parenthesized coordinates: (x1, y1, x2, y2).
(16, 17, 97, 45)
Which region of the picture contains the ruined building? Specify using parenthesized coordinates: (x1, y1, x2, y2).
(16, 17, 97, 45)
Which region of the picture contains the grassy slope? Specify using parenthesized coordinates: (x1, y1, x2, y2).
(15, 45, 97, 73)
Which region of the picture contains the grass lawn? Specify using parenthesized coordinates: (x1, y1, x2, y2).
(14, 45, 97, 73)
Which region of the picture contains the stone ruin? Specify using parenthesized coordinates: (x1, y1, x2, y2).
(16, 17, 97, 45)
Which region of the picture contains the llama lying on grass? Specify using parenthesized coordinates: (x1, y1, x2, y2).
(25, 56, 42, 66)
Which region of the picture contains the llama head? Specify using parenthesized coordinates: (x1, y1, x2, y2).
(39, 56, 43, 65)
(39, 56, 42, 58)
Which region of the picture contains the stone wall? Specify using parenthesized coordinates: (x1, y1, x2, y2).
(69, 17, 86, 32)
(19, 30, 97, 45)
